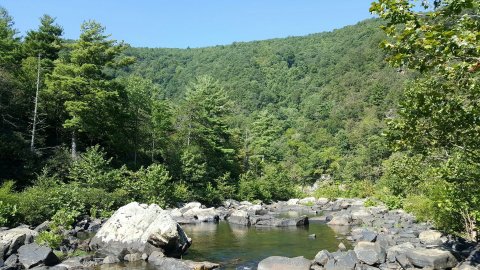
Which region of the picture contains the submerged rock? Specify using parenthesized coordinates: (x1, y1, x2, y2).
(89, 202, 191, 258)
(257, 256, 311, 270)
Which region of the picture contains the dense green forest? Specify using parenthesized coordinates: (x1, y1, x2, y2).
(0, 0, 478, 239)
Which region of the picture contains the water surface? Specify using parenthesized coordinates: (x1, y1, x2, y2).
(182, 221, 348, 270)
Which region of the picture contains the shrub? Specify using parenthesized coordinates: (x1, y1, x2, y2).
(36, 208, 80, 249)
(124, 163, 172, 207)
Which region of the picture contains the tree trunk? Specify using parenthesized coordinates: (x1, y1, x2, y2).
(30, 53, 41, 152)
(71, 130, 77, 159)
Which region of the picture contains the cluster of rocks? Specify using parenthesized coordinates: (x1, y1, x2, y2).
(256, 197, 480, 270)
(0, 202, 218, 270)
(166, 200, 310, 227)
(1, 197, 479, 270)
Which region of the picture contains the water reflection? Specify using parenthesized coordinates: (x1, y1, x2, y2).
(182, 221, 347, 270)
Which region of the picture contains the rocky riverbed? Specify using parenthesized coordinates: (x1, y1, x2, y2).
(0, 198, 478, 270)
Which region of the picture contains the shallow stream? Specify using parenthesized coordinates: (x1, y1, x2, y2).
(102, 220, 350, 270)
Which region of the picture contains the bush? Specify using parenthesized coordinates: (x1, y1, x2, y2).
(124, 163, 172, 207)
(314, 180, 375, 200)
(238, 164, 297, 203)
(37, 208, 80, 249)
(0, 181, 18, 226)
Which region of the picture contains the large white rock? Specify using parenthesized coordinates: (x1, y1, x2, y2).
(89, 202, 191, 258)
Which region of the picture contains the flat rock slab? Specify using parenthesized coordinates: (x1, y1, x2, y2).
(148, 257, 219, 270)
(406, 248, 457, 269)
(257, 256, 311, 270)
(18, 243, 59, 269)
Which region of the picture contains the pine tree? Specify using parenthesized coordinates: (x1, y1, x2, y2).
(46, 20, 132, 158)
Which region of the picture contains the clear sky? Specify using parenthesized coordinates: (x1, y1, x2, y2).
(2, 1, 375, 48)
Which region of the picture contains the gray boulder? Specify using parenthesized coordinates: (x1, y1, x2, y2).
(314, 250, 331, 266)
(227, 210, 250, 226)
(4, 254, 17, 266)
(124, 253, 143, 262)
(0, 228, 37, 259)
(257, 256, 311, 270)
(148, 257, 191, 270)
(354, 241, 386, 265)
(182, 207, 219, 222)
(17, 243, 59, 269)
(406, 248, 458, 269)
(253, 216, 308, 227)
(325, 250, 358, 270)
(102, 255, 119, 264)
(327, 215, 353, 226)
(89, 202, 191, 258)
(386, 242, 414, 263)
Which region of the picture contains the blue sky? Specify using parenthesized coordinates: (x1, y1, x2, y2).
(2, 1, 375, 48)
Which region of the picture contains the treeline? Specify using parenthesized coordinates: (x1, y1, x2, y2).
(0, 7, 409, 227)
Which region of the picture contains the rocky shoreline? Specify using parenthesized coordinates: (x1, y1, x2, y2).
(0, 198, 478, 270)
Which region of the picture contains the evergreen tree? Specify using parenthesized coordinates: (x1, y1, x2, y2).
(46, 20, 132, 158)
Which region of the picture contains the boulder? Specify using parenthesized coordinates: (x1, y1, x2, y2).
(147, 250, 165, 263)
(287, 199, 300, 206)
(89, 202, 191, 258)
(354, 241, 386, 265)
(180, 202, 202, 213)
(317, 198, 330, 205)
(124, 253, 143, 262)
(0, 228, 37, 259)
(17, 243, 59, 269)
(351, 208, 371, 220)
(327, 215, 353, 226)
(253, 216, 308, 227)
(183, 207, 219, 222)
(57, 256, 94, 268)
(386, 242, 414, 263)
(184, 260, 220, 269)
(299, 197, 316, 205)
(314, 250, 331, 266)
(325, 250, 358, 270)
(257, 256, 311, 270)
(419, 230, 444, 245)
(406, 248, 458, 269)
(227, 210, 250, 226)
(102, 255, 120, 264)
(4, 254, 17, 266)
(148, 257, 191, 270)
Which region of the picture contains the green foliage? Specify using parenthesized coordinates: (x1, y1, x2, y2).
(363, 198, 378, 207)
(125, 163, 172, 206)
(314, 180, 376, 200)
(238, 164, 297, 202)
(37, 208, 79, 249)
(372, 0, 480, 238)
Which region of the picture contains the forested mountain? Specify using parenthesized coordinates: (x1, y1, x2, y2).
(119, 18, 408, 183)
